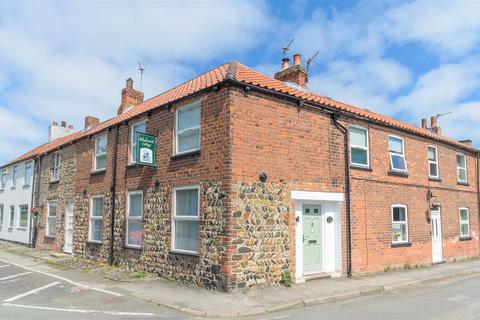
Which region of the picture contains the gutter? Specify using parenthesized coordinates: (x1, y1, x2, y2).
(109, 125, 120, 266)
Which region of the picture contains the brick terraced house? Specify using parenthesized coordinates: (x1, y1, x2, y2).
(3, 55, 479, 291)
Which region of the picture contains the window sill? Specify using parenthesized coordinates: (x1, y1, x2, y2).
(91, 169, 106, 176)
(460, 236, 472, 241)
(10, 187, 16, 190)
(171, 150, 201, 160)
(350, 165, 372, 172)
(49, 180, 59, 185)
(428, 177, 441, 182)
(44, 235, 55, 239)
(391, 242, 412, 248)
(17, 227, 27, 230)
(457, 181, 470, 186)
(124, 245, 142, 250)
(170, 250, 199, 257)
(388, 170, 409, 178)
(87, 241, 102, 245)
(22, 184, 31, 189)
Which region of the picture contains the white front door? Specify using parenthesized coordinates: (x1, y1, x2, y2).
(431, 207, 443, 263)
(63, 203, 74, 254)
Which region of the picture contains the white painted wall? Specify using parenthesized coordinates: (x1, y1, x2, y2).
(0, 160, 35, 244)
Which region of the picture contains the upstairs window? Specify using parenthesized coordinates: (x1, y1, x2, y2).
(46, 201, 57, 237)
(350, 126, 369, 167)
(175, 103, 201, 155)
(94, 134, 108, 171)
(428, 146, 439, 178)
(130, 121, 147, 164)
(392, 205, 408, 244)
(0, 169, 6, 189)
(89, 196, 104, 243)
(0, 204, 3, 226)
(173, 186, 200, 254)
(388, 136, 407, 172)
(53, 153, 61, 181)
(459, 207, 470, 238)
(456, 153, 467, 183)
(126, 191, 143, 248)
(9, 206, 14, 228)
(12, 165, 18, 188)
(18, 204, 28, 229)
(24, 161, 33, 186)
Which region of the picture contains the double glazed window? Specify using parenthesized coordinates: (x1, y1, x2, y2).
(24, 161, 33, 186)
(388, 136, 407, 172)
(459, 208, 470, 238)
(90, 196, 104, 243)
(428, 146, 439, 178)
(9, 206, 14, 228)
(392, 205, 408, 243)
(126, 191, 143, 248)
(456, 153, 467, 183)
(130, 121, 147, 163)
(350, 126, 369, 167)
(53, 153, 61, 181)
(173, 186, 200, 254)
(12, 165, 18, 188)
(18, 205, 28, 229)
(176, 103, 201, 155)
(46, 201, 57, 237)
(94, 134, 108, 171)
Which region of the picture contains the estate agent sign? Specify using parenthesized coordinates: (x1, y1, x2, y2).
(136, 132, 157, 166)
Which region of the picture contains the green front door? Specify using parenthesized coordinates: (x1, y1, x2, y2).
(303, 205, 323, 273)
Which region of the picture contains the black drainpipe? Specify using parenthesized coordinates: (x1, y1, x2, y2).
(109, 125, 120, 266)
(331, 112, 352, 278)
(29, 156, 40, 247)
(477, 152, 480, 257)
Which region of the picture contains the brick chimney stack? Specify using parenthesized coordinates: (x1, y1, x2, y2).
(274, 53, 308, 91)
(421, 118, 427, 129)
(117, 78, 144, 115)
(85, 116, 99, 129)
(428, 116, 442, 135)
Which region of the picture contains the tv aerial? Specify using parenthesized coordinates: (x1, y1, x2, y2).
(138, 62, 145, 91)
(282, 38, 294, 57)
(436, 111, 452, 118)
(306, 51, 319, 73)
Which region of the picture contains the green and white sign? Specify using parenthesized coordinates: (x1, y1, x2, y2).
(136, 132, 157, 166)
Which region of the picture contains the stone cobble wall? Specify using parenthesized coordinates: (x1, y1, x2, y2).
(229, 182, 290, 288)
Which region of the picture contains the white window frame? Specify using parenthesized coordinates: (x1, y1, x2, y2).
(175, 102, 201, 155)
(0, 204, 3, 226)
(172, 185, 200, 255)
(52, 153, 61, 182)
(0, 169, 6, 190)
(391, 204, 408, 244)
(12, 165, 18, 188)
(388, 135, 408, 172)
(349, 125, 370, 168)
(456, 153, 468, 183)
(94, 133, 108, 172)
(18, 204, 28, 229)
(89, 195, 104, 243)
(46, 201, 57, 237)
(9, 205, 14, 228)
(459, 207, 470, 238)
(428, 145, 439, 179)
(125, 190, 143, 248)
(24, 161, 33, 187)
(130, 120, 147, 164)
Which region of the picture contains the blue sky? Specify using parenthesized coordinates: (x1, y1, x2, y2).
(1, 0, 480, 164)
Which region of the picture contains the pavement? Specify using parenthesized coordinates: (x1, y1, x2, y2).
(1, 241, 480, 319)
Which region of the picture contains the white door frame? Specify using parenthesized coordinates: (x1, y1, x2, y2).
(292, 191, 343, 283)
(63, 203, 74, 254)
(431, 206, 443, 264)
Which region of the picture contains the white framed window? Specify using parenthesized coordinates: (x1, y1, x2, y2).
(392, 204, 408, 243)
(172, 186, 200, 254)
(89, 196, 104, 243)
(388, 135, 407, 172)
(18, 204, 28, 229)
(12, 165, 18, 188)
(175, 102, 201, 155)
(0, 204, 3, 226)
(0, 169, 6, 189)
(9, 206, 14, 228)
(46, 201, 57, 237)
(350, 126, 369, 167)
(52, 153, 61, 181)
(130, 121, 147, 164)
(428, 146, 439, 178)
(456, 153, 467, 183)
(126, 191, 143, 248)
(459, 207, 470, 238)
(24, 161, 33, 186)
(94, 133, 108, 171)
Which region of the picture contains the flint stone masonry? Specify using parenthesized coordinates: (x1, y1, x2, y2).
(230, 182, 290, 288)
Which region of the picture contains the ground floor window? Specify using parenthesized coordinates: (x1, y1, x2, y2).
(18, 204, 28, 229)
(126, 191, 143, 248)
(90, 196, 104, 243)
(173, 186, 200, 254)
(459, 207, 470, 238)
(0, 204, 3, 226)
(46, 202, 57, 237)
(392, 205, 408, 243)
(9, 206, 14, 228)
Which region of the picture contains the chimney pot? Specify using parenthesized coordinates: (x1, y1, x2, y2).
(52, 121, 58, 126)
(293, 53, 301, 66)
(431, 116, 437, 128)
(281, 58, 290, 70)
(61, 121, 66, 128)
(126, 78, 133, 89)
(68, 125, 74, 129)
(421, 118, 427, 129)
